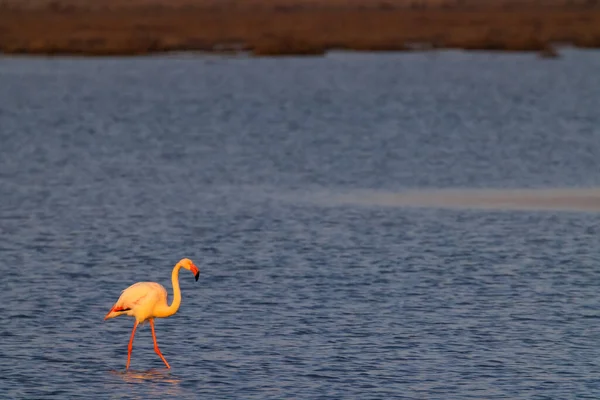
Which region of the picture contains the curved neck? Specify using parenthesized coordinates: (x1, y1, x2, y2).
(155, 264, 183, 318)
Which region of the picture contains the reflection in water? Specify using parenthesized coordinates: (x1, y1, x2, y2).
(109, 369, 183, 398)
(315, 187, 600, 212)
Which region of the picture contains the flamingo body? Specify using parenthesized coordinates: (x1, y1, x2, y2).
(104, 258, 200, 370)
(105, 282, 168, 323)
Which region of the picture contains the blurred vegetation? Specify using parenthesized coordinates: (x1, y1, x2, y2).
(1, 0, 599, 56)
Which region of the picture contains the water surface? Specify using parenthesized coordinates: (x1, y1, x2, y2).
(1, 49, 600, 399)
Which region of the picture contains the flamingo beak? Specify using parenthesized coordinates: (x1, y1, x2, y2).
(191, 264, 200, 281)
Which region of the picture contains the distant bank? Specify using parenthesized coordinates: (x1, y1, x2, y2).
(1, 0, 600, 56)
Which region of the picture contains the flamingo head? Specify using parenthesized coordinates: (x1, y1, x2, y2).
(178, 258, 200, 281)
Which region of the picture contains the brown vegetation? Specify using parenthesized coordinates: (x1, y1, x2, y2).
(1, 0, 600, 56)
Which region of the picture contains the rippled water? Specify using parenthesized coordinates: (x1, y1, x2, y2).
(1, 49, 600, 399)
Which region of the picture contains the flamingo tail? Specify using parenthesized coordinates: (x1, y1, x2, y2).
(104, 306, 131, 321)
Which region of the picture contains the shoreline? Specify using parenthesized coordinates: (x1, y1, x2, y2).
(1, 2, 600, 57)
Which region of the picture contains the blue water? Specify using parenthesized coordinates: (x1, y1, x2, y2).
(1, 49, 600, 399)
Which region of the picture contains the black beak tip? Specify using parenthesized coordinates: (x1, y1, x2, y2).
(195, 272, 200, 281)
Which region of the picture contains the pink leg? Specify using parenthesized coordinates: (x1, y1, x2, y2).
(126, 321, 139, 370)
(150, 319, 171, 369)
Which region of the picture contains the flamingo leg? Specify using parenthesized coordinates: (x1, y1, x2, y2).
(150, 319, 171, 369)
(126, 321, 139, 370)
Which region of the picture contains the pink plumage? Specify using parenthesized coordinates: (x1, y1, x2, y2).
(104, 258, 200, 370)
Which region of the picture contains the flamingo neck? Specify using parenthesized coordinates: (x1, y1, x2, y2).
(155, 264, 183, 318)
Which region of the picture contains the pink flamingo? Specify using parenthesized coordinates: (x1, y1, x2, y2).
(104, 258, 200, 370)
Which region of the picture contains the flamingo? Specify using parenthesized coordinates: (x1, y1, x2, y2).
(104, 258, 200, 370)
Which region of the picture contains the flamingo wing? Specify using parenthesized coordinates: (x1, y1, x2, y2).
(105, 282, 167, 320)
